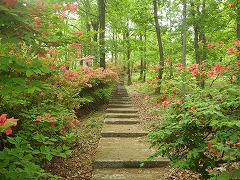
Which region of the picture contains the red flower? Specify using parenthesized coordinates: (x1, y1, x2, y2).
(35, 17, 41, 25)
(45, 114, 51, 119)
(67, 122, 73, 127)
(192, 69, 199, 76)
(72, 119, 78, 125)
(190, 106, 196, 111)
(74, 31, 83, 37)
(207, 71, 216, 77)
(145, 80, 150, 84)
(176, 63, 183, 68)
(0, 114, 18, 135)
(166, 58, 171, 63)
(208, 141, 213, 149)
(36, 116, 42, 121)
(2, 0, 17, 7)
(57, 93, 63, 98)
(75, 51, 81, 56)
(228, 47, 235, 54)
(207, 43, 213, 48)
(43, 32, 50, 36)
(52, 3, 61, 8)
(175, 100, 182, 105)
(162, 101, 169, 108)
(228, 2, 233, 8)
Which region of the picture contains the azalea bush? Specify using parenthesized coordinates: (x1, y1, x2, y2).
(0, 1, 119, 179)
(147, 41, 240, 179)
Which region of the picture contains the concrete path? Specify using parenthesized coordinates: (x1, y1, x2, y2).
(91, 79, 169, 179)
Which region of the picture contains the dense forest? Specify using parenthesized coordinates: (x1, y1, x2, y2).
(0, 0, 239, 179)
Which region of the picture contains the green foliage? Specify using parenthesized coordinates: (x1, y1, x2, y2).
(148, 84, 240, 179)
(0, 136, 58, 179)
(0, 1, 119, 179)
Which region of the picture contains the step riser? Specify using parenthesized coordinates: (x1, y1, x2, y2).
(104, 120, 140, 124)
(108, 101, 132, 104)
(107, 105, 133, 108)
(105, 115, 139, 118)
(101, 133, 148, 137)
(106, 110, 138, 113)
(93, 160, 169, 168)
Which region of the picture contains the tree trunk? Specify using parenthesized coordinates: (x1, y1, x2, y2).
(126, 20, 132, 85)
(153, 0, 164, 94)
(181, 0, 187, 94)
(191, 2, 204, 88)
(237, 5, 240, 81)
(98, 0, 106, 68)
(139, 33, 144, 80)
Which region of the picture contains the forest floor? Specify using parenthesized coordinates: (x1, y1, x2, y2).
(42, 87, 201, 180)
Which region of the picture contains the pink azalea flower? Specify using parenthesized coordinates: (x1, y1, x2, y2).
(207, 43, 213, 48)
(57, 93, 63, 98)
(0, 114, 18, 135)
(162, 101, 169, 108)
(36, 116, 42, 121)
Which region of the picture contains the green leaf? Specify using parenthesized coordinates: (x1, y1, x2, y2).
(9, 164, 16, 171)
(56, 146, 62, 153)
(27, 86, 36, 93)
(7, 137, 17, 145)
(230, 134, 238, 143)
(12, 78, 26, 85)
(26, 70, 34, 77)
(24, 154, 33, 161)
(59, 153, 66, 158)
(0, 158, 10, 168)
(0, 86, 11, 96)
(14, 86, 26, 93)
(46, 154, 53, 161)
(33, 69, 41, 74)
(40, 66, 50, 73)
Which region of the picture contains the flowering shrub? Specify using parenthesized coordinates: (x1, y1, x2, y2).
(147, 40, 240, 179)
(0, 114, 18, 135)
(0, 1, 119, 179)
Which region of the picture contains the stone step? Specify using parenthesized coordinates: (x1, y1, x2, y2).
(111, 93, 129, 96)
(108, 101, 132, 104)
(109, 98, 130, 102)
(104, 118, 140, 124)
(110, 96, 130, 99)
(108, 104, 133, 108)
(91, 167, 168, 180)
(93, 137, 169, 168)
(101, 124, 148, 137)
(106, 108, 138, 113)
(105, 113, 139, 118)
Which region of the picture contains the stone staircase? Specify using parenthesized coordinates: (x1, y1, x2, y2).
(91, 78, 169, 179)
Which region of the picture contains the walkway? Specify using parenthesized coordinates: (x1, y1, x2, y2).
(91, 78, 169, 179)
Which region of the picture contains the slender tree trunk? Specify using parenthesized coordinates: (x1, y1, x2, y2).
(182, 0, 187, 94)
(153, 0, 164, 94)
(98, 0, 106, 68)
(139, 33, 144, 80)
(237, 5, 240, 81)
(237, 6, 240, 52)
(199, 0, 206, 88)
(126, 20, 132, 85)
(191, 2, 204, 88)
(142, 30, 147, 82)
